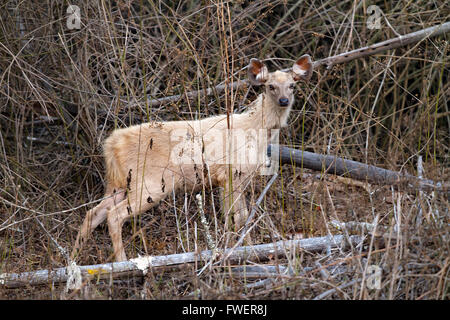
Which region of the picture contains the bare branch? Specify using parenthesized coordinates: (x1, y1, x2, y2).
(134, 22, 450, 108)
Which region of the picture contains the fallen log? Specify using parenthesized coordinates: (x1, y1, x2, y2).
(270, 145, 449, 198)
(0, 234, 361, 289)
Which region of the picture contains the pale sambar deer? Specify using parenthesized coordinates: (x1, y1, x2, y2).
(72, 55, 313, 262)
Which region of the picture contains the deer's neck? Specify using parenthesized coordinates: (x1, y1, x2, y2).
(215, 93, 293, 131)
(246, 93, 292, 129)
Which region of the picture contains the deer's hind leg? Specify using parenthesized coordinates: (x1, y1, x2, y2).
(106, 187, 167, 262)
(72, 189, 125, 260)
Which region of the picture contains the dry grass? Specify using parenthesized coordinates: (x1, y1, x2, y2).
(0, 0, 448, 299)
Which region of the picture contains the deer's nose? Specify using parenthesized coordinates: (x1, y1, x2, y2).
(279, 98, 289, 106)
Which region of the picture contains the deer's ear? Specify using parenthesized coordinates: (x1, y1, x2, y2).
(248, 58, 268, 85)
(292, 54, 313, 81)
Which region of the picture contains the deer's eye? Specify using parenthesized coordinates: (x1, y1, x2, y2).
(289, 84, 295, 90)
(268, 85, 275, 91)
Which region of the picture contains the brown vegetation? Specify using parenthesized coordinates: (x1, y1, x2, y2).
(0, 1, 448, 299)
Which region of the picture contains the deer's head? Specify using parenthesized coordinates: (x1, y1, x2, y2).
(248, 55, 313, 108)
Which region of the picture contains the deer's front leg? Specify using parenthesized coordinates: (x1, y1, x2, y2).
(222, 178, 249, 234)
